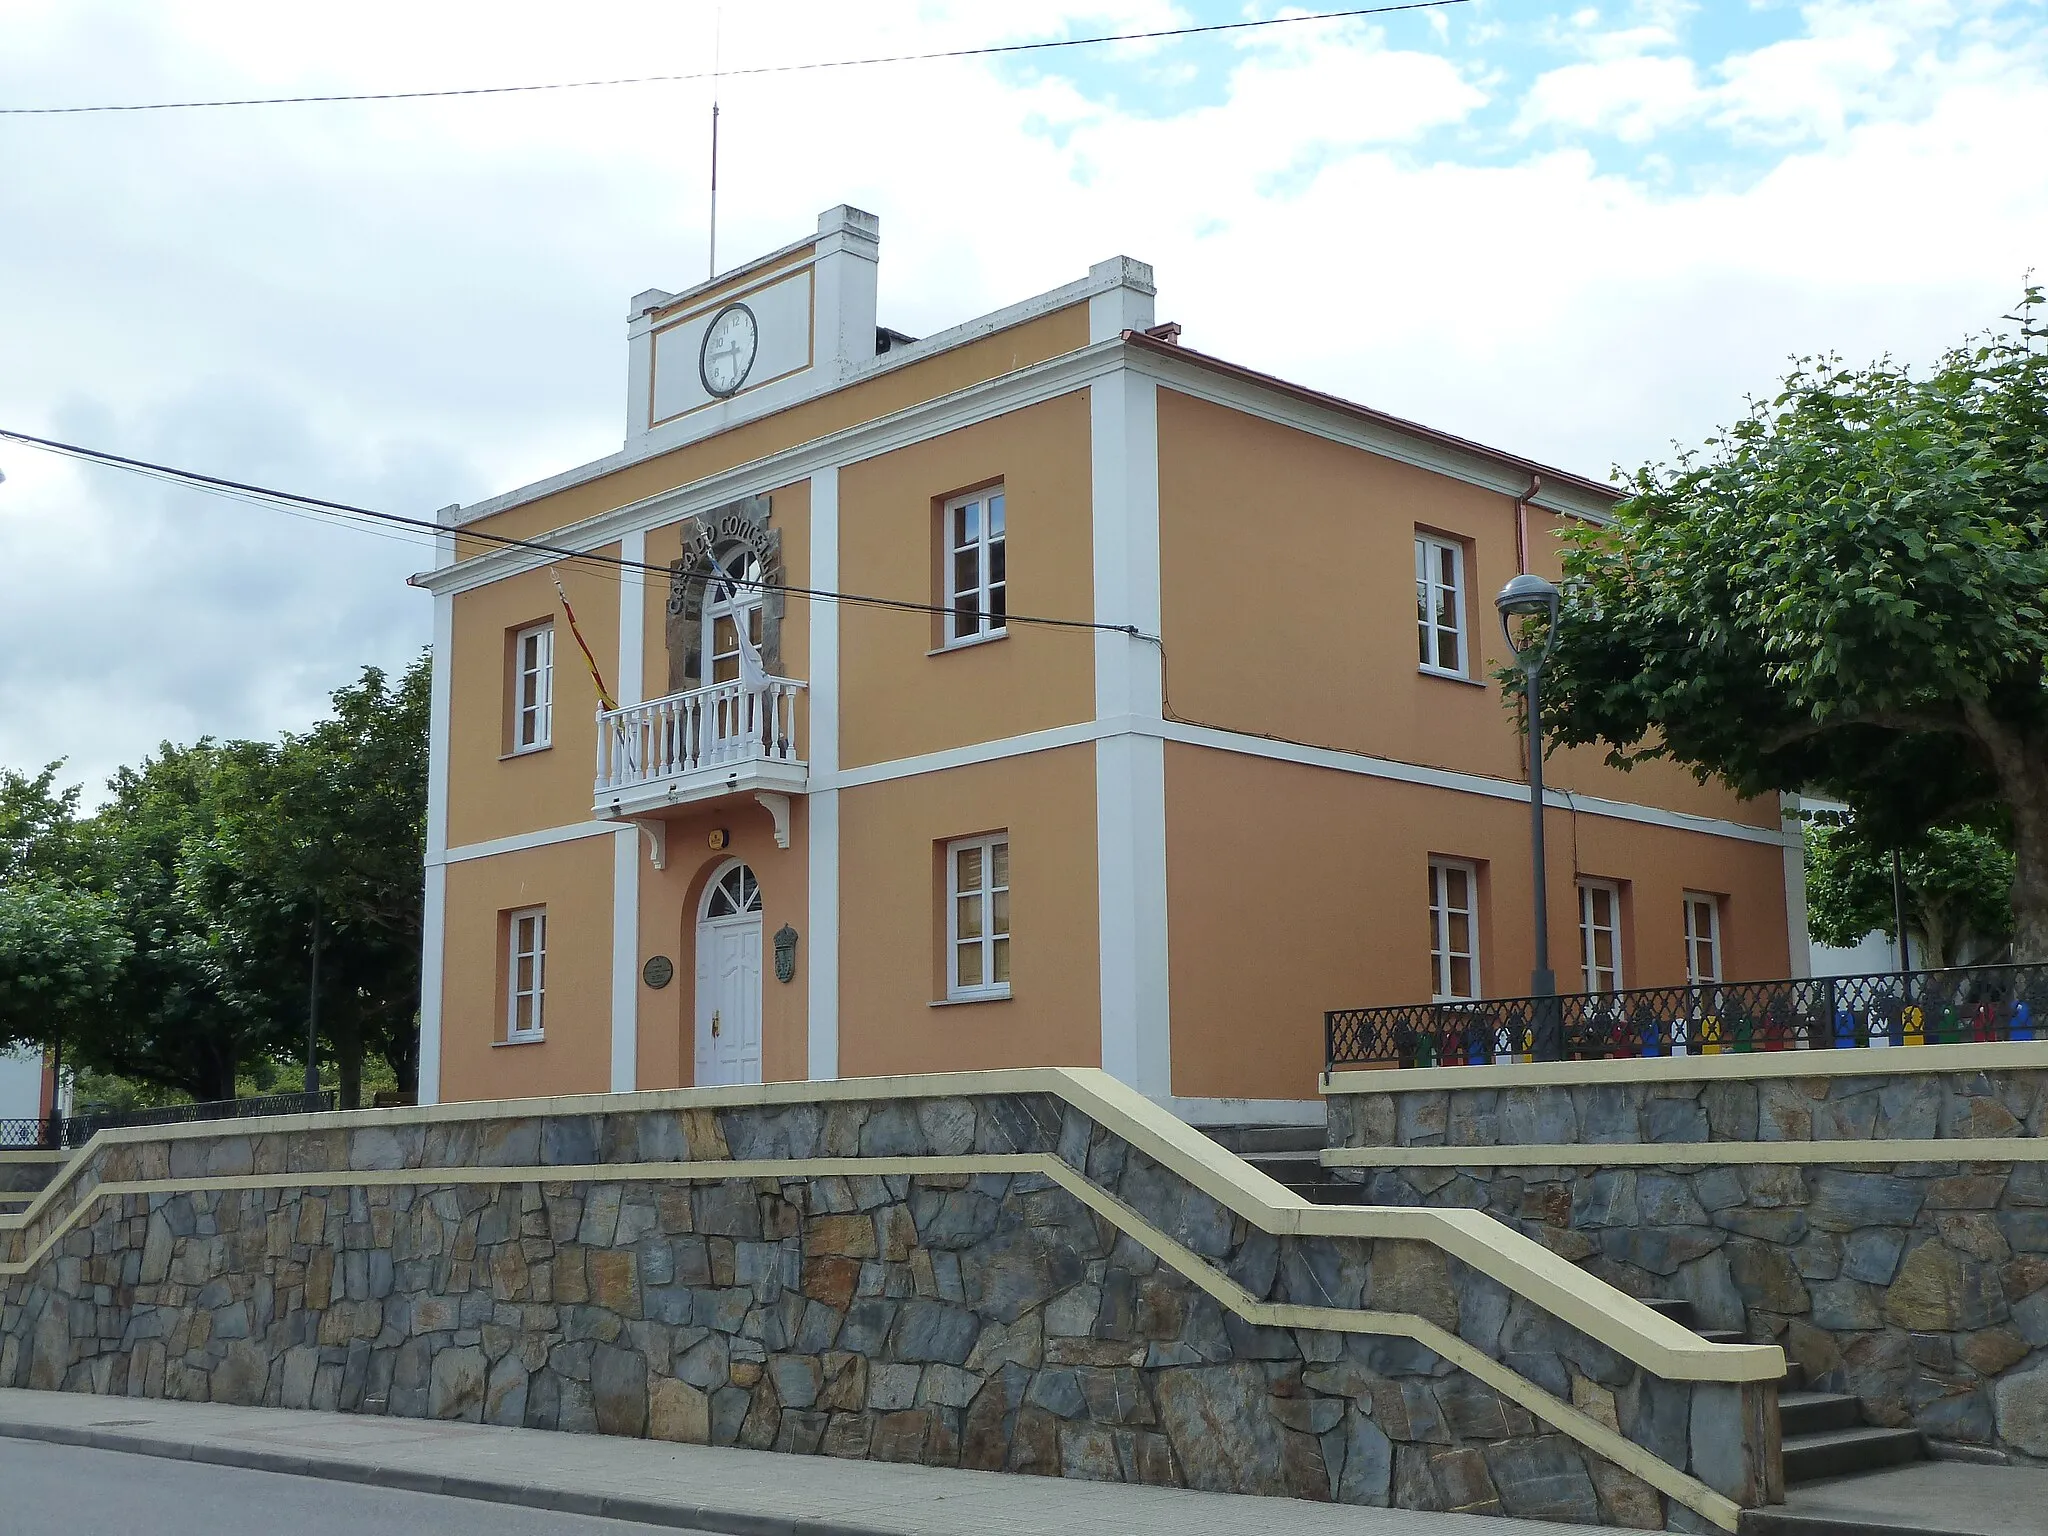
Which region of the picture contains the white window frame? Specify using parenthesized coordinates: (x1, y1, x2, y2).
(1427, 858, 1481, 1002)
(946, 834, 1011, 1001)
(1415, 533, 1467, 679)
(512, 622, 554, 753)
(942, 487, 1007, 647)
(1578, 878, 1625, 994)
(506, 907, 547, 1042)
(1684, 892, 1723, 985)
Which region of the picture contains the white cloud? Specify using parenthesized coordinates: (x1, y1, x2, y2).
(0, 0, 2044, 796)
(1518, 53, 1703, 140)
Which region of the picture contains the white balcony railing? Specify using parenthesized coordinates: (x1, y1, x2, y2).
(595, 678, 807, 799)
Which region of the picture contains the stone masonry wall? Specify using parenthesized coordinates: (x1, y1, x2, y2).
(3, 1089, 1766, 1532)
(1328, 1065, 2048, 1465)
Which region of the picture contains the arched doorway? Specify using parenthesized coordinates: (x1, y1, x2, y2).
(695, 860, 763, 1086)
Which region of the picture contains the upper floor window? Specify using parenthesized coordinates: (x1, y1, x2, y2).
(1428, 857, 1481, 1002)
(703, 543, 767, 688)
(947, 834, 1011, 1000)
(1684, 892, 1723, 985)
(1415, 533, 1466, 678)
(1578, 878, 1625, 994)
(945, 487, 1007, 646)
(512, 621, 554, 752)
(507, 906, 547, 1041)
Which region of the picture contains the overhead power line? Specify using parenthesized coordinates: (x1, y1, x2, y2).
(0, 1, 1470, 116)
(0, 426, 1147, 639)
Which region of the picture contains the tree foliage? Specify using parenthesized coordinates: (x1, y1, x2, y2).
(1540, 291, 2048, 957)
(1804, 815, 2014, 969)
(0, 878, 130, 1067)
(0, 650, 430, 1106)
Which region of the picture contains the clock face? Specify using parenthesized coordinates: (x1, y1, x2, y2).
(699, 303, 759, 398)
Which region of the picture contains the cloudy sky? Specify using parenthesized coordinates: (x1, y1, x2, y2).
(2, 0, 2044, 798)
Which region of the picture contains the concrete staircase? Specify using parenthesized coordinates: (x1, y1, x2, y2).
(0, 1150, 70, 1215)
(1212, 1129, 1970, 1533)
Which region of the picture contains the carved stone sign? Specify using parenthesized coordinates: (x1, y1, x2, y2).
(665, 495, 785, 694)
(773, 924, 798, 984)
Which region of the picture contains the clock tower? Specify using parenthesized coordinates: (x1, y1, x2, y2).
(623, 205, 882, 448)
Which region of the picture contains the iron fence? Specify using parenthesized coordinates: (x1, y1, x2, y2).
(1, 1117, 60, 1150)
(1326, 962, 2048, 1072)
(0, 1090, 338, 1150)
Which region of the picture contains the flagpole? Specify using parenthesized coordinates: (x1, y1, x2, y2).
(708, 8, 721, 281)
(551, 568, 618, 713)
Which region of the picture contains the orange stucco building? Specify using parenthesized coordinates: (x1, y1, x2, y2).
(414, 205, 1805, 1123)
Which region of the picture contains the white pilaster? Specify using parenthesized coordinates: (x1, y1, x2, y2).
(417, 521, 457, 1106)
(812, 207, 880, 384)
(1781, 792, 1812, 979)
(806, 468, 842, 1080)
(1086, 257, 1156, 344)
(610, 530, 646, 1094)
(1091, 367, 1170, 1097)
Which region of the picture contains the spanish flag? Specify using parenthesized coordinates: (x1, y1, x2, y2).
(551, 568, 618, 712)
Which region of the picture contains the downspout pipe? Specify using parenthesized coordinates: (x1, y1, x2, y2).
(1514, 473, 1543, 575)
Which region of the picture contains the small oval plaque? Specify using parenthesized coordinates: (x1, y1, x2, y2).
(642, 955, 675, 989)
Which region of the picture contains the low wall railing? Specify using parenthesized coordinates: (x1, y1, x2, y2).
(595, 677, 806, 796)
(0, 1091, 337, 1151)
(1325, 961, 2048, 1071)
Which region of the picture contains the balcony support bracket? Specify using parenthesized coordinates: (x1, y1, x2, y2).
(639, 821, 668, 870)
(755, 791, 792, 850)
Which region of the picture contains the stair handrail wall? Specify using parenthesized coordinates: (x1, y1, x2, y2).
(4, 1067, 1780, 1528)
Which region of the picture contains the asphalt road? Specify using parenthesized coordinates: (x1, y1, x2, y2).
(0, 1436, 706, 1536)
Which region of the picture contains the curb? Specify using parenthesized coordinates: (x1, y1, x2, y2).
(0, 1417, 907, 1536)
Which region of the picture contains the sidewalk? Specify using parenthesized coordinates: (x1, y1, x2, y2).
(0, 1389, 1609, 1536)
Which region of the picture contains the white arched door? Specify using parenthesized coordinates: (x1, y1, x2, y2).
(695, 861, 763, 1086)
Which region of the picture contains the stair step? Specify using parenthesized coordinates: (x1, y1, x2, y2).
(1245, 1153, 1325, 1175)
(1204, 1125, 1327, 1155)
(1639, 1296, 1699, 1328)
(1695, 1328, 1750, 1345)
(1782, 1425, 1924, 1484)
(1782, 1360, 1809, 1392)
(1781, 1391, 1866, 1437)
(1288, 1183, 1368, 1206)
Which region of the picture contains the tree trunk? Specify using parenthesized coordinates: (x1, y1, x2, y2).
(1965, 703, 2048, 962)
(1915, 903, 1951, 970)
(2010, 790, 2048, 962)
(198, 1053, 237, 1104)
(339, 1027, 363, 1112)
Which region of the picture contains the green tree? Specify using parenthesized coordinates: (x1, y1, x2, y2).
(1539, 291, 2048, 958)
(77, 740, 290, 1101)
(1805, 815, 2014, 968)
(0, 878, 130, 1088)
(0, 763, 86, 882)
(187, 653, 429, 1106)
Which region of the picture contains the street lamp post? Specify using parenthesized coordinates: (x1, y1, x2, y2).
(1496, 573, 1563, 1060)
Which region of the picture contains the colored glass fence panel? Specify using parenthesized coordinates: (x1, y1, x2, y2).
(1326, 962, 2048, 1071)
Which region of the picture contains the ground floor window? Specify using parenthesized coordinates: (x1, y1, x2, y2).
(1684, 891, 1723, 985)
(507, 906, 547, 1041)
(1578, 879, 1624, 994)
(947, 834, 1010, 1000)
(1427, 857, 1480, 1001)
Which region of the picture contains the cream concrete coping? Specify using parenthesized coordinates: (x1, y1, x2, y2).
(1323, 1038, 2048, 1095)
(0, 1151, 70, 1164)
(1326, 1137, 2048, 1168)
(0, 1067, 1775, 1528)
